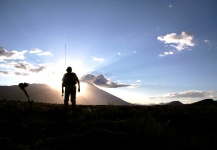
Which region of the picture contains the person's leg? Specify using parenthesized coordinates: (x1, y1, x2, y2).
(71, 86, 77, 115)
(64, 87, 70, 112)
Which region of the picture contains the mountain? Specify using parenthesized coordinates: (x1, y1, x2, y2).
(165, 101, 183, 106)
(157, 101, 183, 106)
(0, 82, 132, 105)
(158, 99, 217, 106)
(189, 99, 217, 106)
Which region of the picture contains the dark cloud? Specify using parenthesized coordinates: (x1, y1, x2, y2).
(29, 66, 46, 73)
(14, 72, 29, 76)
(10, 61, 46, 73)
(0, 47, 14, 57)
(81, 73, 133, 88)
(14, 62, 29, 70)
(80, 74, 96, 82)
(0, 70, 9, 74)
(93, 74, 108, 85)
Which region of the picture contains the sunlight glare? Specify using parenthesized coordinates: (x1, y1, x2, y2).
(38, 61, 66, 90)
(65, 59, 86, 79)
(29, 59, 88, 92)
(77, 82, 88, 96)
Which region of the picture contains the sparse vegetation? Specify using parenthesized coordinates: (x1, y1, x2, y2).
(0, 99, 217, 149)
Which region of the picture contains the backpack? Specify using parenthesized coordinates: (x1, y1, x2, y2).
(62, 73, 77, 87)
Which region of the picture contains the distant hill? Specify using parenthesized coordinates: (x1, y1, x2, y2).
(189, 99, 217, 106)
(157, 101, 183, 106)
(165, 101, 183, 106)
(158, 99, 217, 106)
(0, 82, 132, 105)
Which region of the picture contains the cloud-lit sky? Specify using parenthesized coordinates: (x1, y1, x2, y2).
(1, 0, 217, 105)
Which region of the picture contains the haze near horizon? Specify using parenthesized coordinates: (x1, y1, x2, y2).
(0, 82, 132, 105)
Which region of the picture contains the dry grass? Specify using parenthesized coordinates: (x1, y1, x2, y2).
(0, 99, 217, 149)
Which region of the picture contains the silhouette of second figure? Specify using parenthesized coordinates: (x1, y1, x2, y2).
(62, 66, 80, 114)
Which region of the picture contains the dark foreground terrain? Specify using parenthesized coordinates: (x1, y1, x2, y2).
(0, 99, 217, 150)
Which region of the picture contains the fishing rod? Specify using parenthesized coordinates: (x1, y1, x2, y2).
(65, 44, 66, 68)
(62, 44, 66, 97)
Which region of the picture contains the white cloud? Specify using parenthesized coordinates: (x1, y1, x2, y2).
(128, 84, 139, 88)
(0, 47, 52, 62)
(204, 40, 210, 43)
(169, 4, 173, 8)
(157, 31, 195, 51)
(136, 80, 141, 83)
(29, 48, 53, 56)
(29, 48, 42, 54)
(0, 47, 27, 61)
(92, 56, 105, 62)
(151, 90, 217, 99)
(159, 51, 174, 57)
(37, 51, 53, 56)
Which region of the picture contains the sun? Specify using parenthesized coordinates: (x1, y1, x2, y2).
(65, 59, 86, 79)
(43, 59, 87, 93)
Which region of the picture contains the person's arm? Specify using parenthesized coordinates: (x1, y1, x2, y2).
(77, 80, 80, 92)
(76, 76, 80, 92)
(62, 75, 65, 96)
(62, 83, 64, 96)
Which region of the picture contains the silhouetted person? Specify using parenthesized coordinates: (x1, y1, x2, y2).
(62, 66, 80, 115)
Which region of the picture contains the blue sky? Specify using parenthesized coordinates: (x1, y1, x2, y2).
(1, 0, 217, 105)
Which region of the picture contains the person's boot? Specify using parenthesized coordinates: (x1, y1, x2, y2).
(64, 101, 68, 113)
(71, 104, 76, 117)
